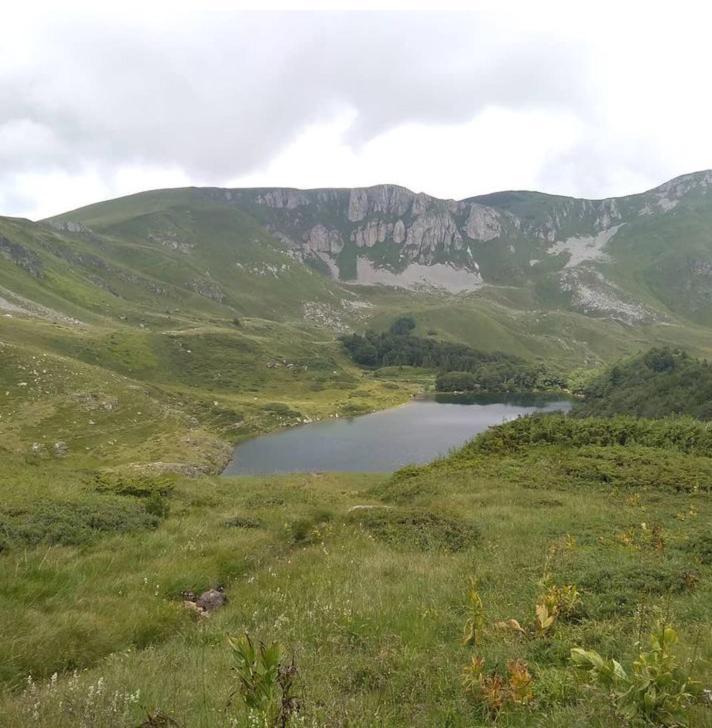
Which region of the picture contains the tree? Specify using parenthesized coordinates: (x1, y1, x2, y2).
(389, 315, 416, 336)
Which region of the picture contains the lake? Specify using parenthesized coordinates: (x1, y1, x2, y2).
(222, 393, 572, 475)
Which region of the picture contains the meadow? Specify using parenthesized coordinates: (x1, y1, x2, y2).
(1, 417, 710, 726)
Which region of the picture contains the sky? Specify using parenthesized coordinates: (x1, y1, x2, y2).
(3, 0, 712, 220)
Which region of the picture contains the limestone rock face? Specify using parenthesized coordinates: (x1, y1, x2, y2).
(306, 225, 343, 254)
(237, 184, 513, 283)
(222, 181, 680, 308)
(347, 185, 413, 221)
(347, 188, 369, 222)
(405, 212, 463, 256)
(257, 189, 310, 209)
(465, 205, 503, 241)
(352, 220, 392, 248)
(393, 219, 406, 244)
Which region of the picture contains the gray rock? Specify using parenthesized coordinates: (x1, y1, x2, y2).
(465, 204, 503, 241)
(196, 587, 227, 613)
(53, 441, 69, 457)
(305, 225, 343, 254)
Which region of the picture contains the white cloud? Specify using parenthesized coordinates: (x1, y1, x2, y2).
(2, 1, 712, 218)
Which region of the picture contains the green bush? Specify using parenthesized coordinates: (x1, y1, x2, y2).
(348, 507, 479, 552)
(574, 347, 712, 420)
(389, 315, 416, 336)
(224, 515, 263, 529)
(0, 499, 160, 549)
(571, 623, 702, 725)
(263, 402, 302, 419)
(94, 472, 176, 498)
(682, 533, 712, 564)
(288, 509, 333, 544)
(463, 414, 712, 458)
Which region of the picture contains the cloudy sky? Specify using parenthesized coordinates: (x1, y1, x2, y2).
(3, 1, 712, 219)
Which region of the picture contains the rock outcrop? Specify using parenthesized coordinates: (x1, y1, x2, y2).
(192, 173, 712, 318)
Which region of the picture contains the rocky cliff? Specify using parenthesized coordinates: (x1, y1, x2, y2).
(190, 173, 711, 322)
(49, 170, 712, 325)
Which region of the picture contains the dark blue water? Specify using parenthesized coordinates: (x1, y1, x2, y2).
(223, 393, 571, 475)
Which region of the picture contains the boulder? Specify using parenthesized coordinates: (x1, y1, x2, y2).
(196, 587, 227, 613)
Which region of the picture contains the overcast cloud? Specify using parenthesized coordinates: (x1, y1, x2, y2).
(3, 1, 712, 219)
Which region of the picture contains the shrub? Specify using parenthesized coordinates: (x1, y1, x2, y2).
(436, 371, 479, 392)
(144, 492, 170, 519)
(288, 509, 332, 545)
(683, 533, 712, 564)
(348, 507, 479, 552)
(224, 515, 263, 529)
(389, 315, 416, 336)
(94, 472, 176, 498)
(368, 468, 436, 504)
(263, 402, 302, 419)
(571, 623, 702, 725)
(0, 499, 159, 549)
(568, 564, 699, 618)
(574, 347, 712, 420)
(464, 414, 712, 458)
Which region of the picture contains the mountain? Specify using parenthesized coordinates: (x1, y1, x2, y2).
(0, 171, 710, 405)
(45, 170, 712, 329)
(3, 175, 712, 725)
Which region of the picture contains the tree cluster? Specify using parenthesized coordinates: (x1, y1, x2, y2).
(340, 318, 565, 393)
(574, 347, 712, 420)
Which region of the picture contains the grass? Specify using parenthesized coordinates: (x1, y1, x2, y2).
(1, 184, 712, 724)
(0, 422, 710, 726)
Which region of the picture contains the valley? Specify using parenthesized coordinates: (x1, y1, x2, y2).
(1, 173, 712, 726)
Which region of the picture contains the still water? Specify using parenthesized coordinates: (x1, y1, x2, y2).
(223, 393, 571, 475)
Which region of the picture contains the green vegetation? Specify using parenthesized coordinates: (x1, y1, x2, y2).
(340, 328, 521, 370)
(0, 414, 711, 726)
(571, 623, 702, 726)
(574, 347, 712, 419)
(1, 180, 712, 725)
(435, 366, 564, 393)
(340, 326, 565, 392)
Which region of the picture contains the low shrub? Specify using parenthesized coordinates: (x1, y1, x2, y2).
(464, 414, 712, 457)
(263, 402, 302, 419)
(94, 472, 176, 498)
(288, 509, 333, 545)
(348, 507, 479, 552)
(368, 465, 437, 504)
(571, 622, 703, 725)
(0, 498, 160, 549)
(682, 532, 712, 564)
(569, 564, 700, 618)
(224, 515, 263, 529)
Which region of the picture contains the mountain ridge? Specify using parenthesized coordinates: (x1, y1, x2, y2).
(43, 167, 712, 221)
(44, 169, 712, 325)
(0, 169, 710, 392)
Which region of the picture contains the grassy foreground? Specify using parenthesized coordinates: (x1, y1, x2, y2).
(1, 418, 710, 726)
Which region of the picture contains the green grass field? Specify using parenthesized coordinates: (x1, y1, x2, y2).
(1, 417, 710, 726)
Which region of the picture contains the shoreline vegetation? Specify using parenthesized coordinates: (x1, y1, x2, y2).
(340, 316, 567, 396)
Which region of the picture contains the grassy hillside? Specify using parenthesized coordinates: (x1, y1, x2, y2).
(1, 177, 712, 725)
(3, 192, 712, 496)
(0, 416, 710, 726)
(574, 347, 712, 420)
